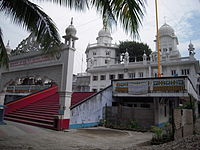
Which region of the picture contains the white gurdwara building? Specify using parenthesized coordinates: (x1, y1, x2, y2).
(85, 23, 200, 93)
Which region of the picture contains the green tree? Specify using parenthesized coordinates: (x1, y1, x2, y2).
(0, 0, 146, 67)
(117, 41, 151, 62)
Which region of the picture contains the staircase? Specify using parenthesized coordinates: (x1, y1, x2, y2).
(4, 86, 60, 130)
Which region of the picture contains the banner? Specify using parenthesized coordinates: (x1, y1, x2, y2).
(128, 81, 148, 95)
(113, 81, 128, 93)
(152, 79, 185, 91)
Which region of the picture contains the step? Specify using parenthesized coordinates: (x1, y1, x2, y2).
(33, 100, 59, 103)
(20, 107, 59, 112)
(5, 117, 55, 129)
(24, 105, 59, 109)
(8, 112, 54, 120)
(19, 108, 58, 113)
(16, 109, 58, 115)
(33, 99, 59, 103)
(5, 114, 54, 125)
(32, 100, 59, 103)
(26, 104, 59, 108)
(12, 111, 56, 118)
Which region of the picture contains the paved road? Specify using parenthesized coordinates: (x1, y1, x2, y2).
(0, 121, 152, 150)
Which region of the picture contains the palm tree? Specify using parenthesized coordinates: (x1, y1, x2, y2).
(0, 0, 145, 67)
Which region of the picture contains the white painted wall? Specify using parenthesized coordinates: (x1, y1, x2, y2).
(70, 86, 113, 128)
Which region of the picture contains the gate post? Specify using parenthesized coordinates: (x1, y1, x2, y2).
(57, 19, 78, 130)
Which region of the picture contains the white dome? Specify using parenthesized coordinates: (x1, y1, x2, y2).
(65, 24, 77, 36)
(98, 28, 111, 37)
(159, 23, 175, 37)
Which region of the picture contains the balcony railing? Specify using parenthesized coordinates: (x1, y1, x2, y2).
(87, 43, 118, 49)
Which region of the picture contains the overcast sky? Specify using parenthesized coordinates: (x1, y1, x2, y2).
(1, 0, 200, 74)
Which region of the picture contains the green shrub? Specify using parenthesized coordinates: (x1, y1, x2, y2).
(151, 124, 173, 145)
(128, 120, 140, 129)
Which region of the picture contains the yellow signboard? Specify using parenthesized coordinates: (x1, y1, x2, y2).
(113, 78, 186, 95)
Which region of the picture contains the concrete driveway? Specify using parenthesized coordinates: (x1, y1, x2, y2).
(0, 121, 152, 150)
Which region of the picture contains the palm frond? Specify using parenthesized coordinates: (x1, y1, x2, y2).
(0, 28, 9, 68)
(89, 0, 145, 38)
(112, 0, 146, 38)
(0, 0, 60, 55)
(36, 0, 89, 10)
(90, 0, 116, 28)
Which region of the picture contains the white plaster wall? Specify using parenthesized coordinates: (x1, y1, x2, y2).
(154, 98, 170, 126)
(158, 102, 170, 125)
(70, 86, 113, 125)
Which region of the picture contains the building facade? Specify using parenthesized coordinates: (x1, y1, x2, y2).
(85, 23, 200, 94)
(69, 23, 200, 129)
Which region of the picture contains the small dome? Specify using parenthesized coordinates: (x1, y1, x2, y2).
(65, 19, 77, 36)
(98, 28, 111, 37)
(143, 50, 147, 56)
(159, 23, 175, 37)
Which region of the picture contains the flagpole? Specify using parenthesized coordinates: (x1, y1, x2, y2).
(155, 0, 161, 77)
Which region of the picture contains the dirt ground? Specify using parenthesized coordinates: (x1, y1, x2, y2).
(0, 121, 152, 150)
(1, 120, 200, 150)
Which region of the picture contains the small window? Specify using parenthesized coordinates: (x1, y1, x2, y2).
(134, 104, 137, 107)
(118, 74, 124, 79)
(139, 72, 143, 78)
(100, 75, 106, 80)
(127, 104, 133, 107)
(155, 73, 157, 77)
(171, 70, 177, 76)
(109, 74, 115, 80)
(163, 48, 167, 52)
(92, 89, 97, 92)
(181, 69, 190, 75)
(105, 59, 108, 64)
(129, 73, 135, 79)
(106, 51, 110, 55)
(169, 47, 172, 51)
(93, 76, 98, 81)
(140, 104, 150, 108)
(164, 105, 167, 117)
(93, 52, 96, 55)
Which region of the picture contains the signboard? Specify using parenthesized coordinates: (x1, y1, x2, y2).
(6, 85, 51, 93)
(113, 77, 186, 95)
(113, 81, 128, 93)
(9, 55, 55, 67)
(152, 79, 185, 91)
(128, 81, 148, 95)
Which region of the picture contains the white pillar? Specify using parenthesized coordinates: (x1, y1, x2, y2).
(58, 45, 76, 129)
(0, 92, 5, 107)
(149, 66, 152, 77)
(57, 19, 78, 130)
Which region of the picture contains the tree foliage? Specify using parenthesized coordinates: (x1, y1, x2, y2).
(0, 0, 146, 67)
(117, 41, 152, 62)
